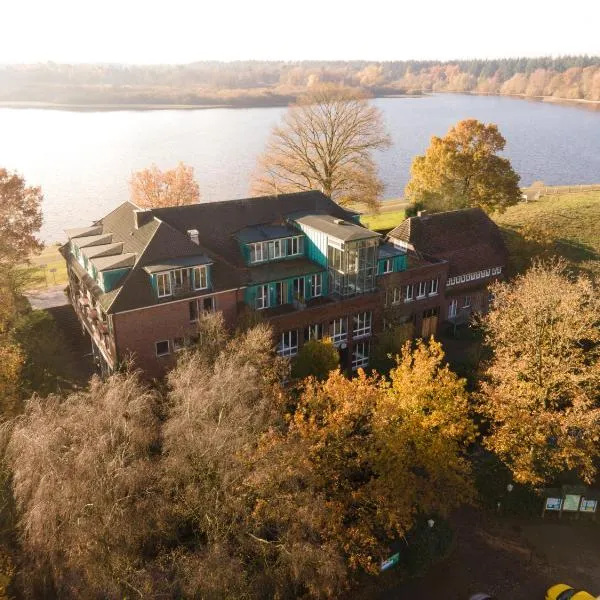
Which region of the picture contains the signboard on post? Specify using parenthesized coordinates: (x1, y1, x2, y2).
(381, 553, 400, 572)
(545, 497, 562, 511)
(580, 499, 597, 513)
(563, 494, 581, 512)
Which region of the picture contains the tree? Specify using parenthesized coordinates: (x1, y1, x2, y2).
(129, 161, 201, 208)
(0, 168, 43, 266)
(257, 339, 475, 578)
(291, 338, 339, 381)
(405, 119, 521, 214)
(478, 261, 600, 486)
(6, 370, 162, 598)
(251, 85, 391, 210)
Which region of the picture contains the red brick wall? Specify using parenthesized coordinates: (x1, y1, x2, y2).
(113, 290, 239, 378)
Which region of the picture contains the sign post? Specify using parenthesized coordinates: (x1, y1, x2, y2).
(380, 553, 400, 572)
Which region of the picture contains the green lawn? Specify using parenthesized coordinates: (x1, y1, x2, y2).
(24, 244, 68, 290)
(360, 209, 406, 231)
(493, 191, 600, 276)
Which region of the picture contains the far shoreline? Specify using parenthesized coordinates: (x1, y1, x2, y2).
(0, 91, 598, 112)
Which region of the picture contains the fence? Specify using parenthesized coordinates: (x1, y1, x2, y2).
(523, 183, 600, 195)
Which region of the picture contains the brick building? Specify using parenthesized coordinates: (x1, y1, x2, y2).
(61, 193, 507, 377)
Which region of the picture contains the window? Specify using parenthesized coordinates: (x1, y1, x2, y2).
(329, 317, 348, 345)
(448, 299, 458, 318)
(305, 323, 323, 341)
(256, 285, 270, 310)
(193, 266, 208, 290)
(250, 242, 265, 263)
(417, 281, 427, 298)
(391, 287, 402, 305)
(404, 284, 414, 302)
(463, 295, 472, 308)
(278, 330, 298, 357)
(311, 273, 322, 297)
(268, 239, 283, 259)
(459, 275, 466, 283)
(173, 337, 185, 352)
(189, 299, 198, 322)
(157, 272, 172, 298)
(172, 268, 190, 290)
(485, 268, 491, 277)
(293, 277, 305, 300)
(202, 296, 215, 312)
(353, 312, 372, 338)
(288, 236, 303, 256)
(352, 341, 370, 370)
(155, 340, 170, 356)
(429, 278, 439, 295)
(275, 281, 288, 305)
(381, 258, 392, 274)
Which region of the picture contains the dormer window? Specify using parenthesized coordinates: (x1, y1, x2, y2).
(157, 272, 172, 298)
(193, 266, 208, 290)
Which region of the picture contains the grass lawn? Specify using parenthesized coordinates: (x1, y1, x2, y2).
(360, 209, 406, 231)
(493, 191, 600, 276)
(23, 243, 68, 290)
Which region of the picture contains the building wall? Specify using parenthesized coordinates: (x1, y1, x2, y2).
(112, 289, 239, 378)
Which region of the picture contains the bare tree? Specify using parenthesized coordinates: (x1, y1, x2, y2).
(129, 161, 201, 208)
(251, 85, 391, 210)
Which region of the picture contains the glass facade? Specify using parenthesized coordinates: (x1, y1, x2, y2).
(327, 239, 378, 297)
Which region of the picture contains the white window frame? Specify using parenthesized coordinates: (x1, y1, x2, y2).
(417, 281, 427, 299)
(404, 284, 414, 303)
(193, 265, 208, 290)
(156, 272, 172, 298)
(448, 299, 458, 318)
(329, 317, 348, 345)
(250, 242, 265, 264)
(155, 340, 170, 357)
(463, 295, 472, 308)
(278, 330, 298, 357)
(311, 273, 322, 297)
(268, 239, 283, 259)
(485, 268, 491, 277)
(390, 287, 401, 305)
(256, 285, 270, 310)
(459, 274, 466, 283)
(352, 340, 370, 371)
(429, 278, 439, 295)
(173, 337, 185, 353)
(305, 323, 323, 341)
(382, 258, 393, 274)
(353, 312, 372, 338)
(288, 236, 303, 257)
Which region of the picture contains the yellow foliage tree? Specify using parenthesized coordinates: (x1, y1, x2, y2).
(478, 261, 600, 485)
(405, 119, 521, 214)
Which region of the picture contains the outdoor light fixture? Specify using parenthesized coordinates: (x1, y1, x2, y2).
(427, 519, 435, 528)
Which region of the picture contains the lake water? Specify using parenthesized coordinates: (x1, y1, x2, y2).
(0, 94, 599, 242)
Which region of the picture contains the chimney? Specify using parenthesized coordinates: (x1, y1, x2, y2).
(417, 210, 427, 218)
(187, 229, 200, 245)
(133, 209, 153, 229)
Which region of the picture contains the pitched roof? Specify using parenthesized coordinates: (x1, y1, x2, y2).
(387, 208, 507, 276)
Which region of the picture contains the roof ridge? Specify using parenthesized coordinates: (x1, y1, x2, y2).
(101, 216, 162, 313)
(94, 200, 137, 226)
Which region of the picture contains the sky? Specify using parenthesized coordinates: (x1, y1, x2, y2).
(2, 0, 599, 64)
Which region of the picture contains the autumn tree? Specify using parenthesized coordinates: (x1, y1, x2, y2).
(478, 261, 600, 485)
(405, 119, 521, 214)
(291, 338, 339, 380)
(0, 168, 43, 266)
(256, 339, 475, 579)
(251, 85, 391, 210)
(129, 161, 201, 208)
(6, 370, 162, 597)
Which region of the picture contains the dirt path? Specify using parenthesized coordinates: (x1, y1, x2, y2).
(358, 507, 600, 600)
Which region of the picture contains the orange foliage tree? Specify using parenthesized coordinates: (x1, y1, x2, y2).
(129, 161, 201, 208)
(0, 168, 43, 266)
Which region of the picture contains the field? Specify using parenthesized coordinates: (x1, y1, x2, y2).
(493, 191, 600, 276)
(360, 209, 406, 231)
(25, 244, 68, 290)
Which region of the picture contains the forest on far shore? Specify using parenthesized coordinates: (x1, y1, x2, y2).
(1, 56, 599, 107)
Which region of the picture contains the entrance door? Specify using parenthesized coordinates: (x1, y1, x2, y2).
(421, 308, 439, 338)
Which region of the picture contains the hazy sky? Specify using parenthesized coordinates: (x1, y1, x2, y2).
(3, 0, 599, 64)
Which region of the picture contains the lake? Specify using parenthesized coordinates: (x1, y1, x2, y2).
(0, 94, 599, 242)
